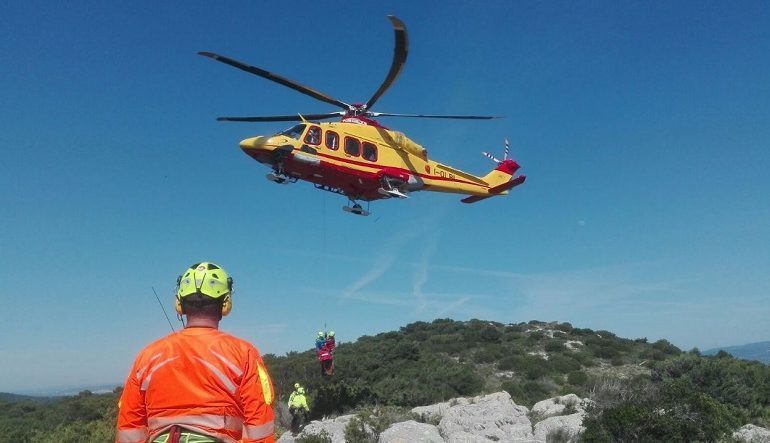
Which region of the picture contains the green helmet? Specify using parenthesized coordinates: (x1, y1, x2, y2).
(328, 331, 335, 337)
(177, 262, 233, 299)
(294, 383, 300, 389)
(317, 331, 325, 338)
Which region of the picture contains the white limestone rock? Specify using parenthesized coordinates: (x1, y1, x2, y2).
(733, 424, 770, 443)
(276, 414, 355, 442)
(379, 420, 443, 443)
(438, 391, 534, 442)
(531, 394, 587, 420)
(532, 412, 585, 442)
(412, 398, 468, 422)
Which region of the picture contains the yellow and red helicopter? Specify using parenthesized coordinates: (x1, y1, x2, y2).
(200, 16, 525, 216)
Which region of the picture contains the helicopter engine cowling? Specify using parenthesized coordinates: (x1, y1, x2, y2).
(378, 168, 424, 191)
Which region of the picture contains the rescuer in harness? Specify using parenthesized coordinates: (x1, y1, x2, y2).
(116, 262, 275, 443)
(315, 331, 326, 350)
(316, 330, 336, 376)
(287, 387, 310, 435)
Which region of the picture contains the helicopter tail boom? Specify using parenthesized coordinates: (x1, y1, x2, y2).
(461, 175, 526, 204)
(460, 159, 524, 204)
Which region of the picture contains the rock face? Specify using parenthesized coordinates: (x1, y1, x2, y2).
(276, 414, 355, 442)
(733, 424, 770, 443)
(279, 391, 590, 442)
(434, 392, 534, 442)
(279, 393, 770, 442)
(532, 413, 585, 442)
(379, 420, 444, 443)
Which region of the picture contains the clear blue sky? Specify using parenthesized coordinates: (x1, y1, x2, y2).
(2, 1, 769, 394)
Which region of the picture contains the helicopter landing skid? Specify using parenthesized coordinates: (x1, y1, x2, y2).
(266, 172, 294, 184)
(343, 201, 370, 216)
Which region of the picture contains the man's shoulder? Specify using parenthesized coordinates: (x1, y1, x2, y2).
(216, 330, 262, 354)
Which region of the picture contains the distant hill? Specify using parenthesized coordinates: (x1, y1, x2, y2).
(704, 341, 770, 364)
(2, 383, 120, 398)
(0, 392, 54, 402)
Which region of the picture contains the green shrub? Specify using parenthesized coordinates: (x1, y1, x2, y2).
(296, 429, 332, 443)
(527, 331, 546, 343)
(549, 354, 581, 373)
(544, 340, 565, 353)
(480, 325, 503, 343)
(344, 416, 374, 443)
(502, 381, 551, 408)
(567, 370, 588, 386)
(651, 339, 681, 356)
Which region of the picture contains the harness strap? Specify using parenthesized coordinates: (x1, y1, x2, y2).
(169, 425, 182, 443)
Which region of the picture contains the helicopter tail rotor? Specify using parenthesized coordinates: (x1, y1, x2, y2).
(482, 138, 511, 164)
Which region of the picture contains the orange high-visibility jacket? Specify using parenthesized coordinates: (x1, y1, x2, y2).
(116, 327, 275, 443)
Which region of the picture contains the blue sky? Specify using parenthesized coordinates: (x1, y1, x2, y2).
(2, 1, 769, 394)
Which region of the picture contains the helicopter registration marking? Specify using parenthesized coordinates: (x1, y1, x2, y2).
(433, 166, 455, 179)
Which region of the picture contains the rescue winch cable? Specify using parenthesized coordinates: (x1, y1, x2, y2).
(152, 286, 176, 332)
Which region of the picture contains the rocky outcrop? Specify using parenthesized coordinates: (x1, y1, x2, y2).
(276, 414, 355, 442)
(379, 420, 444, 442)
(532, 413, 585, 442)
(434, 392, 534, 442)
(279, 391, 593, 442)
(733, 424, 770, 443)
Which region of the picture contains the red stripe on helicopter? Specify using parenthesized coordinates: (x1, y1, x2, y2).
(315, 152, 488, 188)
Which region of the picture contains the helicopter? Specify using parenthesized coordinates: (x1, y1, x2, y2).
(200, 16, 525, 216)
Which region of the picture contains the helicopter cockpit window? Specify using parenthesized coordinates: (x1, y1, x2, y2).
(344, 137, 361, 157)
(362, 142, 377, 162)
(304, 126, 321, 145)
(278, 124, 306, 140)
(325, 131, 339, 150)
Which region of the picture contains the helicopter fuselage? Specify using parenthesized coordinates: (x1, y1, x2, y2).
(240, 122, 515, 202)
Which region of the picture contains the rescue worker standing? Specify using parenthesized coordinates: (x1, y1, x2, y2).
(288, 383, 301, 405)
(288, 387, 310, 434)
(116, 262, 275, 443)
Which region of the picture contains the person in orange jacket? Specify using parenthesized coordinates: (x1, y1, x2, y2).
(116, 262, 275, 443)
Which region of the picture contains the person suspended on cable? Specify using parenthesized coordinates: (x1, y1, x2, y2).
(315, 331, 326, 350)
(324, 330, 336, 353)
(116, 262, 275, 443)
(317, 342, 334, 376)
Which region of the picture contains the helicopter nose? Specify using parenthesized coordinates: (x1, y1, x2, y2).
(239, 136, 268, 151)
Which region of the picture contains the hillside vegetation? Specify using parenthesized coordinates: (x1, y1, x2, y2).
(2, 319, 768, 441)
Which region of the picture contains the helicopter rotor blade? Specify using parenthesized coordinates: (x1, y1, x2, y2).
(364, 16, 409, 111)
(504, 138, 510, 161)
(199, 51, 351, 111)
(368, 112, 500, 120)
(217, 112, 343, 123)
(482, 152, 502, 163)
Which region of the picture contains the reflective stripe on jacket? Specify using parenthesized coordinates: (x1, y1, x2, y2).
(116, 327, 275, 443)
